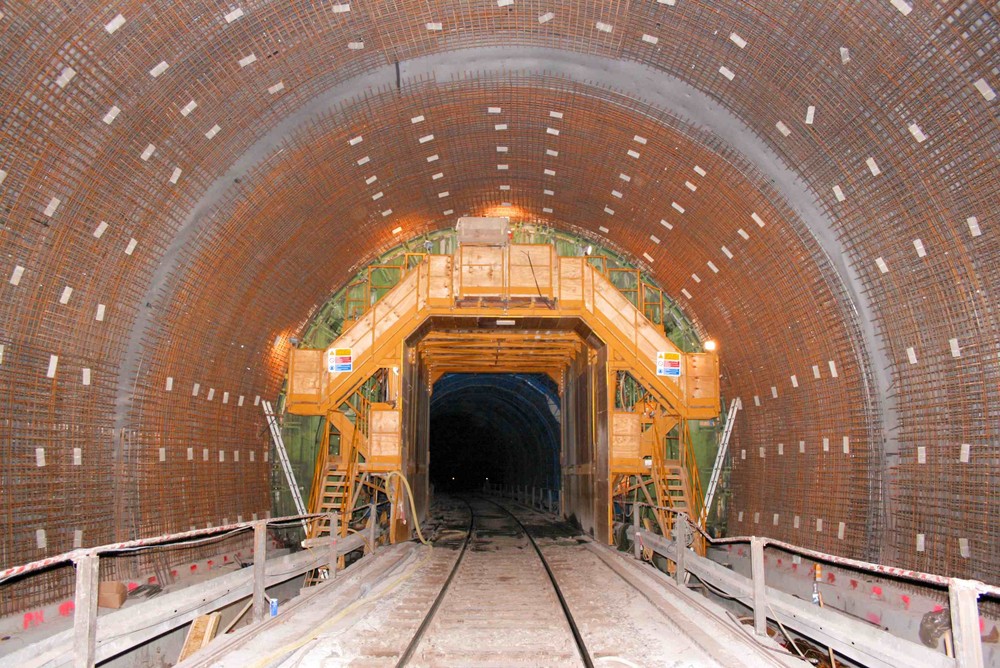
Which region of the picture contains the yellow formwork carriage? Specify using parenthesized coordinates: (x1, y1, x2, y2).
(286, 233, 720, 549)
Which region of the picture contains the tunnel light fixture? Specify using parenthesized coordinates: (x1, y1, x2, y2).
(704, 340, 717, 352)
(496, 319, 516, 326)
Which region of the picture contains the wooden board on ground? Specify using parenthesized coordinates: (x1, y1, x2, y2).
(178, 612, 221, 662)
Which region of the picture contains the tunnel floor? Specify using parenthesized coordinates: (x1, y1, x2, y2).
(179, 497, 805, 668)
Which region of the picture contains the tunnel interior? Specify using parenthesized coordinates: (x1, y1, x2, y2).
(428, 373, 561, 494)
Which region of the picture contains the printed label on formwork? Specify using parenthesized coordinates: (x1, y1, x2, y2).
(328, 348, 353, 373)
(656, 351, 681, 377)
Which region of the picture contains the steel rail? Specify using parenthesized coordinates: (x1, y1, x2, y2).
(481, 496, 595, 668)
(394, 498, 475, 668)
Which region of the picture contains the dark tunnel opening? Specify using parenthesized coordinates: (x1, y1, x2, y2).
(428, 373, 561, 493)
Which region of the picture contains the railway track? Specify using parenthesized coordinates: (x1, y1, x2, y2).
(397, 495, 592, 667)
(181, 496, 804, 667)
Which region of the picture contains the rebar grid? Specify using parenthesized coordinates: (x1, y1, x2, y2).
(0, 1, 995, 614)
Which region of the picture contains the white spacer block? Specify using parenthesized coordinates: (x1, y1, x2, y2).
(192, 382, 200, 397)
(105, 13, 126, 33)
(36, 448, 46, 467)
(738, 228, 750, 240)
(960, 443, 970, 463)
(660, 219, 673, 230)
(866, 157, 882, 176)
(694, 165, 707, 176)
(238, 53, 257, 67)
(707, 260, 719, 273)
(949, 338, 961, 357)
(843, 436, 850, 454)
(425, 22, 443, 30)
(889, 0, 912, 15)
(595, 21, 612, 33)
(125, 238, 138, 255)
(103, 106, 120, 124)
(816, 519, 823, 532)
(36, 529, 47, 550)
(538, 12, 555, 23)
(180, 100, 197, 117)
(908, 122, 926, 142)
(828, 360, 838, 377)
(966, 216, 981, 237)
(913, 238, 926, 257)
(751, 212, 765, 227)
(838, 522, 846, 540)
(917, 446, 926, 464)
(642, 253, 654, 263)
(44, 197, 61, 216)
(832, 185, 846, 201)
(959, 537, 970, 558)
(672, 202, 685, 214)
(916, 533, 925, 552)
(149, 61, 169, 77)
(906, 347, 917, 364)
(82, 368, 91, 385)
(268, 81, 285, 94)
(718, 66, 735, 81)
(73, 447, 82, 465)
(775, 121, 791, 136)
(55, 67, 76, 88)
(721, 245, 733, 258)
(875, 257, 889, 273)
(9, 265, 24, 286)
(973, 78, 996, 101)
(730, 32, 747, 49)
(790, 374, 798, 387)
(224, 8, 244, 23)
(95, 304, 106, 321)
(805, 105, 816, 125)
(46, 354, 58, 378)
(642, 34, 659, 45)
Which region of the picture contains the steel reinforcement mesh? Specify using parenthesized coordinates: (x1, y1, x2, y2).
(0, 1, 995, 612)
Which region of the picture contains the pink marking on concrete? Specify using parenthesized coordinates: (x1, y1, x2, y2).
(827, 572, 836, 584)
(22, 610, 44, 629)
(933, 604, 944, 612)
(901, 594, 911, 610)
(871, 585, 883, 597)
(850, 579, 858, 589)
(127, 582, 139, 591)
(867, 612, 882, 625)
(148, 576, 157, 584)
(58, 600, 75, 617)
(190, 564, 198, 572)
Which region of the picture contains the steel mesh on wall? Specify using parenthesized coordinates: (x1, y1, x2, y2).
(0, 0, 995, 614)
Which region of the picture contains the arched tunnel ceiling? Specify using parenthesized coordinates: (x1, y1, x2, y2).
(0, 1, 996, 599)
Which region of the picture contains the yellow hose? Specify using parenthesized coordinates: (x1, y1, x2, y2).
(385, 470, 431, 546)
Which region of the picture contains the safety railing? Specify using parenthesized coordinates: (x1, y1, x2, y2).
(0, 511, 378, 668)
(484, 482, 561, 515)
(626, 502, 997, 668)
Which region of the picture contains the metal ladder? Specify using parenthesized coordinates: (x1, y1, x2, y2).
(262, 400, 307, 518)
(699, 397, 740, 527)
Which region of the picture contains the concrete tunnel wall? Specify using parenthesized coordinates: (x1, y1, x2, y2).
(0, 2, 996, 613)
